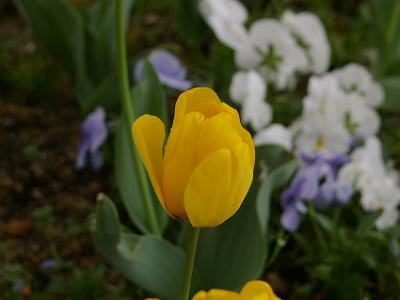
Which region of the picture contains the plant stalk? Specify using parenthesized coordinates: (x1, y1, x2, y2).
(180, 226, 200, 300)
(115, 0, 161, 236)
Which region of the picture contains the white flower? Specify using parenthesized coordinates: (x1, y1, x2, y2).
(234, 19, 308, 90)
(281, 10, 331, 74)
(303, 73, 380, 138)
(293, 114, 351, 156)
(199, 0, 249, 50)
(303, 74, 347, 120)
(345, 94, 380, 137)
(338, 136, 400, 229)
(253, 124, 292, 150)
(376, 208, 399, 230)
(332, 63, 384, 107)
(229, 70, 272, 130)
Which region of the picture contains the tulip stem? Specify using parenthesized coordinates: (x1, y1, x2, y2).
(115, 0, 161, 236)
(180, 226, 200, 300)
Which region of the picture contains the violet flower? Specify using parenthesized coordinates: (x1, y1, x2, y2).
(134, 49, 193, 91)
(40, 259, 59, 271)
(76, 107, 108, 170)
(281, 153, 353, 231)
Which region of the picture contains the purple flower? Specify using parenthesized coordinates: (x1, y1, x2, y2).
(76, 107, 108, 170)
(281, 153, 353, 231)
(134, 49, 193, 91)
(40, 259, 59, 270)
(13, 280, 24, 293)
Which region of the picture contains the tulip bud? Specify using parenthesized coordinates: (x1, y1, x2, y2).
(192, 280, 280, 300)
(132, 87, 255, 227)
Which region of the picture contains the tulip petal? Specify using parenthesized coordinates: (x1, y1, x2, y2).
(222, 102, 255, 166)
(195, 112, 243, 163)
(162, 112, 205, 219)
(192, 289, 240, 300)
(240, 280, 280, 300)
(227, 143, 253, 216)
(174, 88, 223, 123)
(131, 115, 166, 211)
(185, 143, 252, 227)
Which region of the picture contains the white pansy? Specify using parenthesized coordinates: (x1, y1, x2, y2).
(199, 0, 249, 50)
(338, 136, 400, 229)
(294, 114, 351, 156)
(234, 19, 308, 90)
(345, 94, 380, 137)
(303, 74, 347, 120)
(229, 70, 272, 130)
(376, 208, 399, 230)
(253, 124, 292, 150)
(281, 10, 331, 74)
(332, 63, 384, 107)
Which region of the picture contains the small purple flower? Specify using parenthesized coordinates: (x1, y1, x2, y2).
(13, 280, 24, 293)
(40, 259, 59, 271)
(281, 153, 353, 231)
(76, 107, 108, 170)
(134, 49, 193, 91)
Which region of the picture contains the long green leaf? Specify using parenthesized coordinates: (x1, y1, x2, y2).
(379, 76, 400, 112)
(92, 197, 191, 300)
(114, 61, 169, 233)
(14, 0, 90, 99)
(256, 159, 299, 235)
(194, 187, 266, 291)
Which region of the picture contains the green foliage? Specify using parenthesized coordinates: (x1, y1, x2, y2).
(379, 76, 400, 113)
(13, 0, 133, 107)
(92, 195, 190, 300)
(171, 0, 206, 45)
(31, 205, 54, 230)
(256, 159, 299, 235)
(369, 0, 400, 76)
(132, 60, 169, 124)
(194, 186, 266, 291)
(114, 61, 168, 234)
(291, 206, 400, 299)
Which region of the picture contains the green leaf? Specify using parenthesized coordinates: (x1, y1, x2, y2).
(256, 159, 299, 235)
(92, 197, 190, 300)
(379, 76, 400, 112)
(114, 118, 167, 234)
(113, 59, 169, 233)
(356, 210, 382, 236)
(194, 187, 266, 290)
(132, 60, 169, 123)
(256, 144, 291, 171)
(14, 0, 90, 99)
(369, 0, 400, 75)
(312, 211, 335, 234)
(82, 72, 120, 114)
(84, 0, 133, 84)
(171, 0, 206, 45)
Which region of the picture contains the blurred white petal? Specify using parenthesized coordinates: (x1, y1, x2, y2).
(333, 63, 384, 107)
(229, 70, 271, 130)
(253, 124, 292, 150)
(282, 10, 331, 73)
(199, 0, 249, 49)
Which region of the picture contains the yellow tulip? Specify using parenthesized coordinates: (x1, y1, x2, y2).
(132, 87, 255, 227)
(192, 280, 280, 300)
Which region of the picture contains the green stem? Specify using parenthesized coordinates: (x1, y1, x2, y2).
(115, 0, 161, 236)
(180, 226, 200, 300)
(308, 204, 327, 248)
(266, 228, 287, 268)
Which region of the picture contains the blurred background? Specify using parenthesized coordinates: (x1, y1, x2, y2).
(0, 0, 399, 299)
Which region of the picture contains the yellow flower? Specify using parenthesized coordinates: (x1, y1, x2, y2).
(132, 87, 254, 227)
(192, 280, 280, 300)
